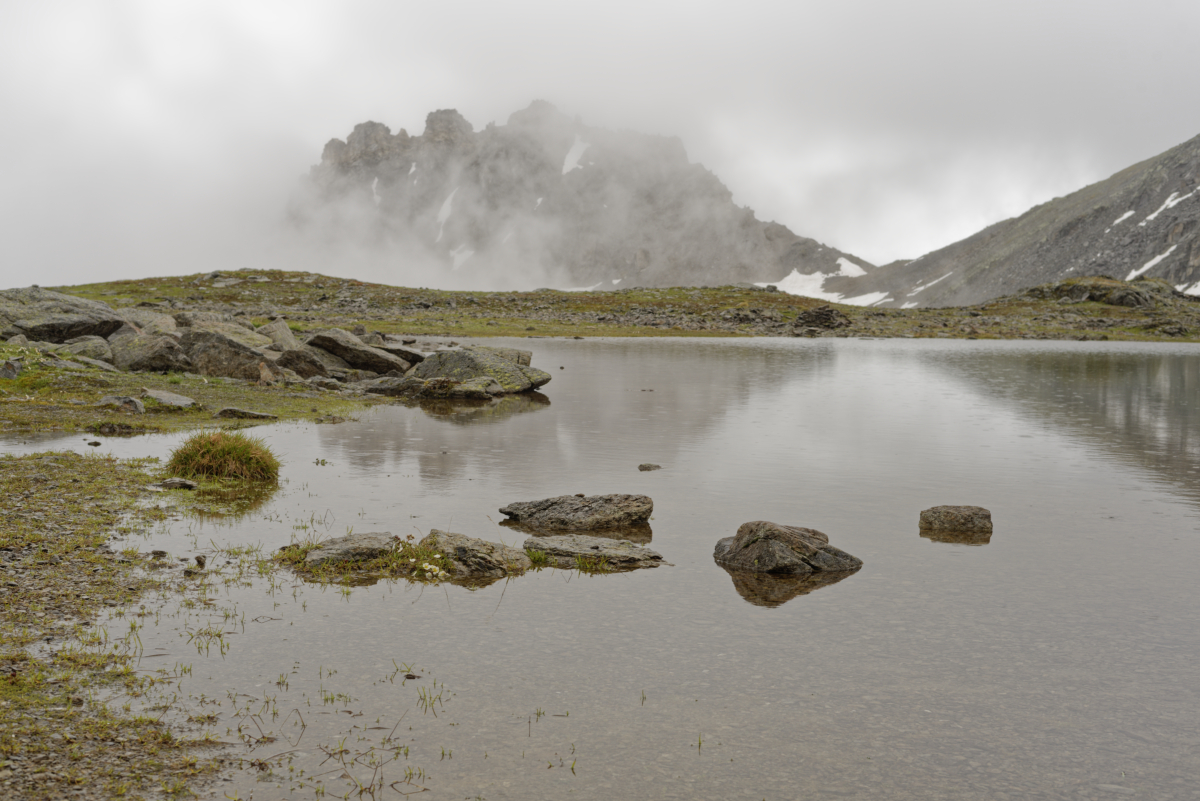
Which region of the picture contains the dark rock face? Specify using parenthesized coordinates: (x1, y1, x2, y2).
(277, 348, 328, 378)
(305, 329, 411, 373)
(413, 349, 550, 394)
(522, 534, 666, 570)
(718, 566, 858, 608)
(304, 532, 396, 568)
(918, 505, 992, 533)
(713, 521, 862, 574)
(0, 287, 126, 343)
(110, 334, 192, 372)
(180, 329, 284, 381)
(421, 530, 531, 581)
(291, 101, 876, 289)
(500, 494, 652, 531)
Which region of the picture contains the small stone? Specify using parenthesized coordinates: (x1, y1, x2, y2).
(96, 396, 145, 414)
(638, 463, 662, 471)
(194, 555, 206, 569)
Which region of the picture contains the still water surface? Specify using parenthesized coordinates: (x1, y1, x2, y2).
(7, 338, 1200, 800)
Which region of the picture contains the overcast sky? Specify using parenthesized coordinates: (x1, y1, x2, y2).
(2, 0, 1198, 289)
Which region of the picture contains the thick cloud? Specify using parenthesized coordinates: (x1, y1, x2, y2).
(1, 0, 1198, 287)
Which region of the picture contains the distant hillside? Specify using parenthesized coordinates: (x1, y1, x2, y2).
(290, 100, 875, 291)
(835, 132, 1200, 307)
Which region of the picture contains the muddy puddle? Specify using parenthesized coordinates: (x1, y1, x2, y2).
(6, 338, 1200, 800)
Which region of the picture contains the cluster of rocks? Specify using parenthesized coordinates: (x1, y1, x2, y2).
(0, 286, 552, 398)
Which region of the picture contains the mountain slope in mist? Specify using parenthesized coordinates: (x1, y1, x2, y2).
(840, 132, 1200, 308)
(290, 100, 875, 291)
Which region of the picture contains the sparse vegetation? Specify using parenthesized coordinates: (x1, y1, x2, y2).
(165, 430, 280, 481)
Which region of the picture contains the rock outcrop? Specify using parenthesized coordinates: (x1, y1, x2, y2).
(0, 287, 126, 342)
(291, 101, 877, 290)
(412, 349, 550, 393)
(713, 521, 862, 574)
(179, 329, 284, 382)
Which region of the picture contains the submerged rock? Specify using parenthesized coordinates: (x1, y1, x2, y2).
(638, 463, 662, 471)
(499, 494, 653, 532)
(413, 349, 550, 394)
(713, 521, 862, 573)
(521, 534, 666, 570)
(919, 505, 992, 533)
(303, 532, 397, 568)
(717, 566, 857, 608)
(420, 530, 531, 581)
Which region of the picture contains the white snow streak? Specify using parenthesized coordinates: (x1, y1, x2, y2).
(901, 301, 919, 309)
(835, 257, 866, 277)
(1111, 210, 1135, 226)
(907, 271, 953, 297)
(1139, 191, 1195, 226)
(1126, 244, 1178, 280)
(562, 135, 590, 174)
(449, 245, 474, 270)
(435, 188, 458, 243)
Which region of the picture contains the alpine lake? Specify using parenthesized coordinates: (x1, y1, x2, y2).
(5, 337, 1200, 801)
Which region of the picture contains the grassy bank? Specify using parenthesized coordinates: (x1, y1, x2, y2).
(53, 269, 1200, 342)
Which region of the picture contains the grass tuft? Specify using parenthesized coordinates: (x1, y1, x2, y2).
(164, 430, 280, 481)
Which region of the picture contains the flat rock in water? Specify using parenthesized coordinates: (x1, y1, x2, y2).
(714, 521, 862, 574)
(414, 349, 550, 394)
(142, 388, 197, 408)
(213, 407, 277, 419)
(96, 395, 145, 414)
(499, 494, 652, 531)
(154, 477, 198, 490)
(522, 534, 666, 570)
(919, 505, 992, 533)
(420, 530, 531, 580)
(305, 329, 411, 374)
(304, 532, 396, 568)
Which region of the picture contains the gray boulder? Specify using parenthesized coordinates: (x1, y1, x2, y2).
(414, 349, 550, 394)
(142, 388, 197, 409)
(142, 316, 179, 338)
(522, 534, 666, 570)
(180, 329, 284, 381)
(106, 322, 141, 342)
(713, 521, 862, 574)
(110, 334, 192, 372)
(117, 307, 173, 328)
(500, 494, 652, 531)
(0, 359, 21, 380)
(420, 530, 531, 580)
(276, 348, 328, 378)
(0, 287, 126, 343)
(378, 341, 426, 363)
(305, 329, 411, 373)
(62, 335, 113, 363)
(919, 505, 992, 533)
(173, 311, 246, 329)
(96, 395, 145, 414)
(256, 319, 301, 351)
(300, 343, 352, 373)
(303, 532, 397, 568)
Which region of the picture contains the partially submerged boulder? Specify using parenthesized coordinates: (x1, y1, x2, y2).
(464, 344, 532, 366)
(522, 534, 666, 570)
(358, 375, 500, 399)
(303, 532, 397, 568)
(714, 521, 862, 573)
(919, 505, 992, 533)
(305, 329, 411, 373)
(420, 530, 531, 581)
(499, 494, 652, 532)
(413, 349, 550, 394)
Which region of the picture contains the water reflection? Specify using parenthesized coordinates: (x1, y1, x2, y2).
(716, 564, 861, 607)
(919, 528, 993, 545)
(416, 392, 550, 423)
(499, 519, 654, 544)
